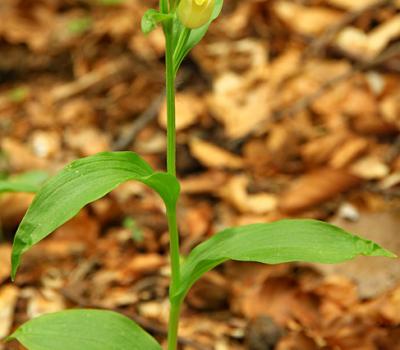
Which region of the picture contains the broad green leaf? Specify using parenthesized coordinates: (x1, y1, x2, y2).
(8, 309, 161, 350)
(11, 152, 179, 279)
(0, 171, 48, 194)
(141, 9, 172, 34)
(174, 219, 396, 301)
(173, 0, 223, 73)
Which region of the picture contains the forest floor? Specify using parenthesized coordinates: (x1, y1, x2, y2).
(0, 0, 400, 349)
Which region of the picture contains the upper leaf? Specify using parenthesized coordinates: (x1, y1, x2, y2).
(173, 0, 223, 73)
(11, 152, 180, 279)
(174, 219, 396, 301)
(8, 309, 162, 350)
(0, 171, 48, 193)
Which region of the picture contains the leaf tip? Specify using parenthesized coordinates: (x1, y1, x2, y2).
(373, 247, 397, 259)
(358, 238, 397, 259)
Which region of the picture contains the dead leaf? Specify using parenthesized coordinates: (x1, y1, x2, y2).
(186, 271, 228, 311)
(0, 193, 34, 229)
(274, 1, 342, 35)
(329, 137, 369, 168)
(279, 168, 360, 213)
(0, 245, 12, 284)
(336, 15, 400, 59)
(326, 0, 383, 10)
(240, 276, 320, 327)
(190, 138, 244, 169)
(0, 285, 19, 339)
(367, 15, 400, 57)
(301, 132, 349, 166)
(208, 71, 271, 138)
(380, 91, 400, 129)
(159, 93, 204, 131)
(25, 288, 66, 319)
(219, 175, 278, 214)
(65, 127, 110, 156)
(277, 332, 318, 350)
(180, 171, 229, 194)
(1, 138, 46, 171)
(350, 156, 390, 179)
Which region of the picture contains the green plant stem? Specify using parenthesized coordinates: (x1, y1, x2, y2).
(165, 19, 182, 350)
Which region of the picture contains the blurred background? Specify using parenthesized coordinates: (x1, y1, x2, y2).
(0, 0, 400, 349)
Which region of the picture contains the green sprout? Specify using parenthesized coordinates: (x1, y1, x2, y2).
(8, 87, 30, 103)
(6, 1, 396, 350)
(68, 17, 93, 35)
(123, 216, 144, 242)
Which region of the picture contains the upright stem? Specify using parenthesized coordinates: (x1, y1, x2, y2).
(165, 20, 182, 350)
(165, 27, 176, 178)
(167, 208, 181, 350)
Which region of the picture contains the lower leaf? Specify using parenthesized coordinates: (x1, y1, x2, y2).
(7, 309, 162, 350)
(0, 171, 48, 193)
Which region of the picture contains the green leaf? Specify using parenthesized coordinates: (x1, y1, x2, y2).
(141, 9, 172, 34)
(7, 309, 161, 350)
(8, 86, 30, 102)
(11, 152, 179, 279)
(173, 0, 223, 73)
(174, 219, 396, 301)
(0, 171, 48, 194)
(68, 17, 93, 35)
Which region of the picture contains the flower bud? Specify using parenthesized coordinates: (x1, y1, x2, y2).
(177, 0, 215, 29)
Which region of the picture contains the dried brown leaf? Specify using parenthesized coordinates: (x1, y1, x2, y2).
(219, 175, 278, 214)
(159, 93, 204, 131)
(190, 138, 244, 169)
(279, 168, 360, 213)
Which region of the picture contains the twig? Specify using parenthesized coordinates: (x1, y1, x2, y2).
(303, 0, 395, 60)
(112, 92, 165, 151)
(50, 57, 134, 102)
(112, 69, 189, 151)
(271, 42, 400, 123)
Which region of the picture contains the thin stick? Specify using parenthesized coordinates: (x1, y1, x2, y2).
(112, 92, 165, 151)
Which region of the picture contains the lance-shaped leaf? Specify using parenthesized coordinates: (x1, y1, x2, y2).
(7, 309, 162, 350)
(174, 219, 396, 301)
(11, 152, 180, 279)
(173, 0, 223, 73)
(0, 171, 48, 193)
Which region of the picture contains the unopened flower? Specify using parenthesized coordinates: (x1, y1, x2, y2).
(177, 0, 215, 29)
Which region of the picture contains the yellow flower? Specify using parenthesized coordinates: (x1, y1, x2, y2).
(177, 0, 215, 29)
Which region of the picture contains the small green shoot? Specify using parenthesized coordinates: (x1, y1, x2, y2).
(8, 87, 30, 103)
(123, 217, 144, 242)
(68, 17, 93, 35)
